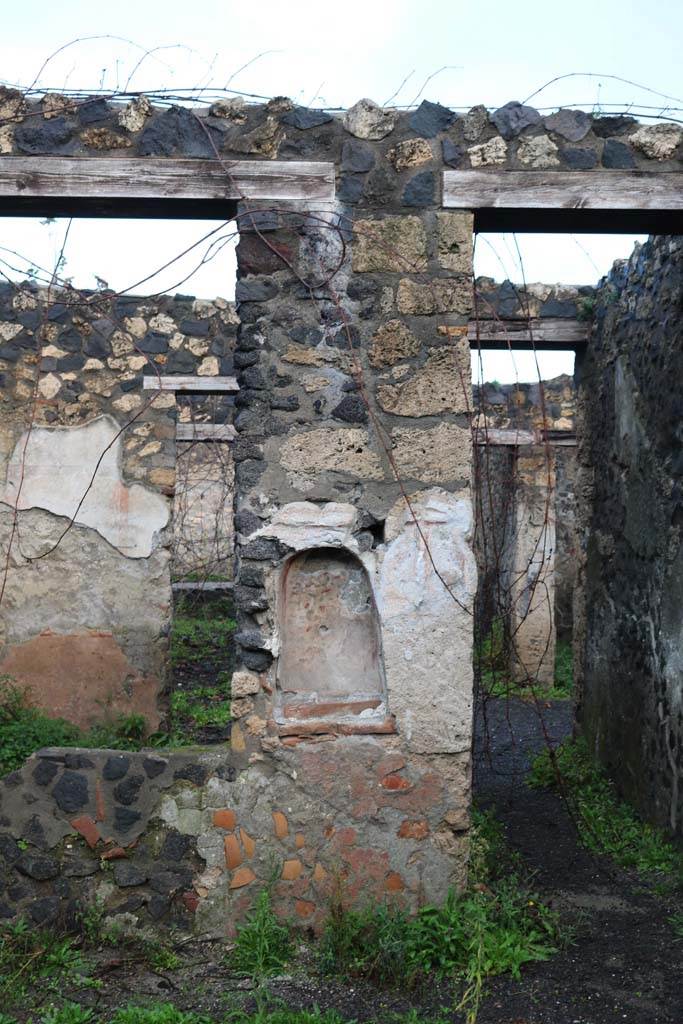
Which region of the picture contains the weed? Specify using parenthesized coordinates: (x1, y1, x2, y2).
(225, 1011, 346, 1024)
(668, 910, 683, 941)
(170, 595, 236, 667)
(528, 737, 682, 876)
(111, 1005, 212, 1024)
(231, 887, 292, 980)
(475, 624, 573, 702)
(0, 918, 92, 1014)
(39, 1003, 96, 1024)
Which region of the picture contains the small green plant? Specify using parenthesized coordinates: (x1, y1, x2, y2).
(170, 596, 236, 666)
(0, 918, 92, 1013)
(576, 296, 596, 321)
(39, 1003, 96, 1024)
(111, 1005, 212, 1024)
(669, 910, 683, 941)
(225, 1011, 346, 1024)
(475, 624, 573, 702)
(529, 737, 682, 876)
(231, 887, 292, 980)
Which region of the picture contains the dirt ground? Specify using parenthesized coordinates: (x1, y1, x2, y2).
(56, 697, 681, 1024)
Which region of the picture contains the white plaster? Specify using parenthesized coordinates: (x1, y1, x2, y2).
(1, 415, 169, 559)
(376, 489, 477, 754)
(256, 500, 361, 551)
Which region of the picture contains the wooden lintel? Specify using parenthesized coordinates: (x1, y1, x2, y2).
(172, 581, 234, 592)
(143, 375, 239, 392)
(0, 157, 335, 204)
(469, 317, 589, 351)
(474, 427, 576, 447)
(176, 422, 236, 441)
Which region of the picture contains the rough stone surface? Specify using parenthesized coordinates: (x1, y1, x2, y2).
(516, 134, 560, 169)
(629, 123, 683, 160)
(543, 109, 592, 142)
(468, 136, 507, 167)
(377, 344, 470, 418)
(352, 217, 427, 273)
(490, 102, 541, 139)
(343, 99, 396, 140)
(391, 422, 471, 483)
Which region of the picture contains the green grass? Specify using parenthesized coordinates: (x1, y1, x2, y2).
(170, 596, 237, 667)
(475, 622, 574, 701)
(0, 919, 95, 1015)
(528, 737, 682, 877)
(316, 807, 564, 1023)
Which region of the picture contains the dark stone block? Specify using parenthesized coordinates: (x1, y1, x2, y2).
(235, 278, 279, 303)
(490, 101, 541, 140)
(234, 351, 260, 369)
(239, 565, 264, 587)
(21, 815, 47, 850)
(166, 348, 196, 373)
(540, 297, 577, 317)
(83, 332, 110, 358)
(114, 807, 141, 833)
(119, 895, 145, 913)
(179, 318, 210, 337)
(113, 862, 148, 887)
(235, 629, 267, 651)
(52, 771, 88, 814)
(119, 376, 141, 393)
(159, 832, 192, 861)
(62, 858, 100, 878)
(77, 98, 111, 125)
(281, 106, 333, 129)
(341, 140, 375, 173)
(215, 763, 237, 782)
(363, 164, 399, 206)
(602, 139, 636, 169)
(18, 310, 41, 330)
(242, 537, 289, 561)
(47, 304, 69, 322)
(234, 509, 261, 536)
(543, 109, 591, 142)
(233, 585, 268, 612)
(0, 902, 14, 919)
(173, 763, 208, 786)
(40, 357, 58, 373)
(63, 753, 94, 770)
(337, 175, 365, 204)
(56, 327, 83, 352)
(103, 755, 130, 781)
(16, 853, 60, 881)
(147, 895, 171, 920)
(0, 345, 21, 363)
(138, 331, 169, 354)
(563, 146, 598, 170)
(139, 106, 220, 158)
(57, 353, 85, 372)
(240, 366, 266, 390)
(409, 100, 456, 138)
(403, 170, 435, 207)
(143, 757, 167, 780)
(332, 394, 368, 423)
(33, 760, 59, 787)
(0, 834, 21, 864)
(442, 138, 465, 168)
(241, 649, 273, 672)
(591, 115, 637, 138)
(234, 459, 266, 489)
(232, 437, 264, 462)
(269, 394, 300, 411)
(29, 896, 60, 925)
(15, 116, 73, 154)
(113, 773, 145, 807)
(3, 772, 23, 788)
(236, 210, 280, 233)
(149, 870, 188, 894)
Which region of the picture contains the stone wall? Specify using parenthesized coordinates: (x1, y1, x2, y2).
(0, 285, 236, 727)
(575, 236, 683, 835)
(0, 90, 680, 932)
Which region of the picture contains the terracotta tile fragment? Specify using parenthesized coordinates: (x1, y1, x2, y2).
(101, 845, 127, 860)
(182, 890, 200, 913)
(397, 819, 430, 840)
(213, 809, 237, 830)
(385, 871, 405, 892)
(272, 810, 289, 838)
(224, 834, 243, 870)
(295, 899, 316, 918)
(230, 866, 256, 889)
(281, 858, 303, 880)
(231, 723, 246, 752)
(95, 779, 106, 822)
(295, 832, 306, 849)
(70, 814, 100, 849)
(240, 828, 256, 859)
(380, 774, 412, 791)
(313, 862, 327, 885)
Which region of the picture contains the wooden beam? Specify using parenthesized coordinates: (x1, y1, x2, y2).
(444, 169, 683, 233)
(474, 427, 576, 447)
(172, 581, 234, 592)
(176, 423, 236, 441)
(469, 317, 589, 351)
(143, 375, 238, 392)
(0, 157, 335, 203)
(444, 169, 683, 210)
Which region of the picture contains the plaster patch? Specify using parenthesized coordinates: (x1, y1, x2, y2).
(2, 415, 169, 558)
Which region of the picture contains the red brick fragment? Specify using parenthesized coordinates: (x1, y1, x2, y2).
(385, 871, 405, 892)
(380, 774, 412, 791)
(272, 811, 289, 838)
(230, 866, 256, 889)
(397, 819, 430, 840)
(213, 809, 237, 830)
(70, 814, 100, 849)
(182, 890, 199, 913)
(224, 834, 243, 870)
(101, 845, 127, 860)
(295, 899, 316, 918)
(281, 858, 303, 880)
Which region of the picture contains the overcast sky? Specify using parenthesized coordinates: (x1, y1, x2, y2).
(1, 0, 680, 381)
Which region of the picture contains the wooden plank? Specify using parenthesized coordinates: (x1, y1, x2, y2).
(474, 427, 576, 447)
(443, 169, 683, 212)
(143, 375, 238, 392)
(0, 157, 335, 202)
(172, 581, 234, 592)
(469, 317, 589, 350)
(176, 423, 236, 441)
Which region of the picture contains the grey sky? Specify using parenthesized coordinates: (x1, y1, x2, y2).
(1, 0, 680, 380)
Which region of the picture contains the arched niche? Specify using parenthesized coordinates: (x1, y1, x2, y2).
(277, 547, 385, 720)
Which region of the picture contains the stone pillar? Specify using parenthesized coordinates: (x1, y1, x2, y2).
(508, 447, 556, 688)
